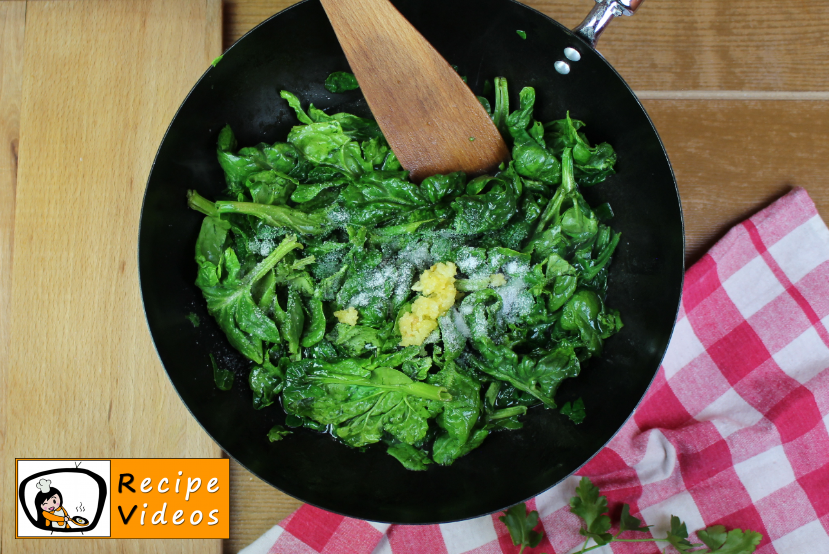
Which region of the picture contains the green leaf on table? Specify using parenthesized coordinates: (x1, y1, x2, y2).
(560, 397, 586, 425)
(267, 425, 292, 442)
(499, 503, 543, 551)
(210, 354, 234, 391)
(569, 476, 612, 544)
(665, 515, 700, 553)
(325, 71, 360, 93)
(699, 526, 763, 554)
(698, 525, 728, 550)
(619, 503, 650, 533)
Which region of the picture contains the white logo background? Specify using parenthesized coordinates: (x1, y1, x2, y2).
(17, 460, 111, 538)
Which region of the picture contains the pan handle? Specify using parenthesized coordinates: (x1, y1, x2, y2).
(574, 0, 644, 47)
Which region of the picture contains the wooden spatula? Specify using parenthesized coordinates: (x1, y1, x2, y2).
(319, 0, 511, 182)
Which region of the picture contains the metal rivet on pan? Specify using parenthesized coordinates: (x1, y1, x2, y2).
(554, 61, 570, 74)
(564, 47, 581, 62)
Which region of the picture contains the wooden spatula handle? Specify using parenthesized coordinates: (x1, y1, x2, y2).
(320, 0, 510, 181)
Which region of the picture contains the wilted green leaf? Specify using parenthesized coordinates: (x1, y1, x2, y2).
(561, 398, 586, 425)
(267, 425, 291, 442)
(210, 354, 234, 391)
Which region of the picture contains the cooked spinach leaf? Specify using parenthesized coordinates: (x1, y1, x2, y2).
(198, 236, 303, 364)
(267, 425, 292, 442)
(188, 78, 623, 469)
(210, 354, 234, 391)
(325, 71, 360, 93)
(282, 359, 449, 447)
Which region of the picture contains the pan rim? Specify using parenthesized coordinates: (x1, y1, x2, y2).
(137, 0, 685, 524)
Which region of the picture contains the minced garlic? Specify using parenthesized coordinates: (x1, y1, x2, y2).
(334, 306, 359, 326)
(399, 262, 458, 347)
(489, 273, 507, 287)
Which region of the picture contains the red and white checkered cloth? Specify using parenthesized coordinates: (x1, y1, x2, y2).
(242, 187, 829, 554)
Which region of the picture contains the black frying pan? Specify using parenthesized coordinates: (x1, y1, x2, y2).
(68, 516, 89, 527)
(138, 0, 683, 523)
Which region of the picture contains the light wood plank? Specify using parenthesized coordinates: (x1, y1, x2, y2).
(643, 99, 829, 265)
(224, 459, 303, 554)
(0, 0, 26, 544)
(526, 0, 829, 93)
(223, 0, 298, 49)
(2, 1, 221, 552)
(223, 0, 829, 93)
(207, 0, 224, 66)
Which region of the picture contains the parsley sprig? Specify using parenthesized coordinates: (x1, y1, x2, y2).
(500, 477, 763, 554)
(499, 504, 544, 553)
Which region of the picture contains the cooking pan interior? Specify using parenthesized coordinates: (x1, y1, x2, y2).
(139, 0, 683, 523)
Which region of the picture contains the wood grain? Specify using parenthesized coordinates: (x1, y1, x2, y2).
(1, 1, 222, 552)
(224, 0, 829, 93)
(223, 0, 298, 49)
(320, 0, 509, 180)
(224, 460, 303, 554)
(207, 0, 224, 67)
(0, 1, 25, 544)
(645, 99, 829, 265)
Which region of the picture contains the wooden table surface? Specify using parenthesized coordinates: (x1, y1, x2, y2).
(2, 1, 828, 553)
(1, 2, 223, 553)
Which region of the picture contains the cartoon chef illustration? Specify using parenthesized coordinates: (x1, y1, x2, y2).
(34, 479, 70, 529)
